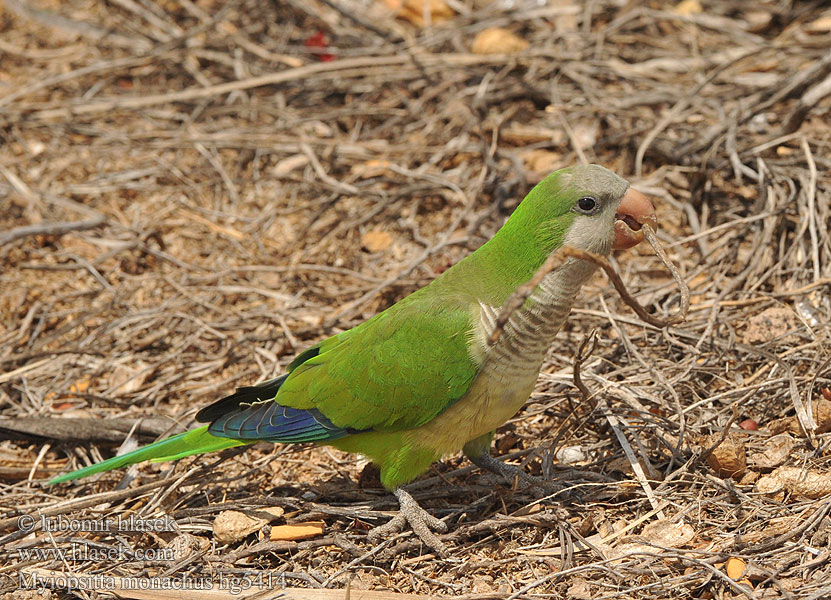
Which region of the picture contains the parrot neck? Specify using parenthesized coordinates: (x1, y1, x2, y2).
(487, 260, 597, 373)
(465, 255, 597, 375)
(440, 188, 573, 308)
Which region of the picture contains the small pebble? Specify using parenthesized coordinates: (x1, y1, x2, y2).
(555, 445, 586, 464)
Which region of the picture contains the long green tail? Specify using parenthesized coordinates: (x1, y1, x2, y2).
(48, 426, 248, 485)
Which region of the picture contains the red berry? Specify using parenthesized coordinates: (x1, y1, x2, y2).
(739, 418, 758, 431)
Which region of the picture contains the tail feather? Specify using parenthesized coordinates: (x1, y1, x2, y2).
(49, 426, 248, 485)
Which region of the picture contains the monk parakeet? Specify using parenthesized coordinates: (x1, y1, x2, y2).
(50, 164, 656, 554)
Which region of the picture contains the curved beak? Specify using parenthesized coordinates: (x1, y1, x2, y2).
(613, 187, 657, 250)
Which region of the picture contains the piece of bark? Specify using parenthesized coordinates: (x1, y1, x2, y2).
(0, 417, 179, 443)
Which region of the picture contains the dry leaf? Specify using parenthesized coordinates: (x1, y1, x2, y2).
(577, 513, 595, 537)
(512, 503, 543, 517)
(521, 150, 563, 176)
(768, 398, 831, 435)
(213, 508, 284, 544)
(272, 154, 309, 177)
(270, 521, 325, 541)
(566, 578, 593, 600)
(640, 519, 696, 548)
(108, 361, 150, 394)
(749, 434, 794, 470)
(706, 433, 746, 480)
(68, 375, 91, 395)
(757, 466, 831, 499)
(472, 27, 529, 55)
(362, 230, 393, 252)
(674, 0, 702, 15)
(739, 470, 759, 485)
(722, 559, 753, 590)
(809, 395, 831, 432)
(383, 0, 455, 27)
(555, 445, 586, 464)
(471, 576, 495, 594)
(726, 557, 746, 579)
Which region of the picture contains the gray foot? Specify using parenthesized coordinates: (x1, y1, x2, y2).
(469, 452, 574, 499)
(368, 488, 448, 556)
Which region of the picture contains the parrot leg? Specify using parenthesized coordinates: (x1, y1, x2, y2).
(368, 488, 448, 556)
(467, 451, 573, 498)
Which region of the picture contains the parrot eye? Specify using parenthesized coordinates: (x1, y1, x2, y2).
(575, 196, 599, 214)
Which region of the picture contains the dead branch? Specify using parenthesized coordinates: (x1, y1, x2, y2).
(0, 216, 106, 246)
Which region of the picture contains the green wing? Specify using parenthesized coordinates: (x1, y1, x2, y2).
(275, 291, 481, 432)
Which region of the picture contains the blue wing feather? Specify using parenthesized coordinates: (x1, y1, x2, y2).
(197, 353, 354, 444)
(209, 400, 351, 443)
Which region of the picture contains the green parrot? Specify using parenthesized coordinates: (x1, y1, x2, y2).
(49, 164, 656, 554)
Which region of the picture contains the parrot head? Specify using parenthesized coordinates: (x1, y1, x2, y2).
(531, 164, 657, 256)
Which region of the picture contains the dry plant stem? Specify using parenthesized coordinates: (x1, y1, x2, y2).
(0, 478, 171, 536)
(0, 53, 525, 124)
(696, 402, 741, 466)
(2, 0, 152, 52)
(640, 223, 691, 322)
(561, 237, 689, 328)
(634, 46, 763, 176)
(0, 217, 106, 247)
(573, 328, 598, 404)
(738, 342, 814, 443)
(598, 393, 665, 516)
(782, 69, 831, 135)
(742, 500, 831, 555)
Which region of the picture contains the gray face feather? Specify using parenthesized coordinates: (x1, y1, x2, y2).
(561, 164, 629, 200)
(561, 165, 631, 256)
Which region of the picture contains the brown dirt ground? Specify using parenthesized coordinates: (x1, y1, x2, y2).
(1, 0, 830, 598)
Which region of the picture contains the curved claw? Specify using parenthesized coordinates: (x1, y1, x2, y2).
(368, 488, 448, 557)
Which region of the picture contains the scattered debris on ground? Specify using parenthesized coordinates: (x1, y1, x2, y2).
(2, 0, 830, 597)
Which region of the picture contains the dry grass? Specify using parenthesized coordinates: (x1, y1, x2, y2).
(1, 0, 831, 598)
